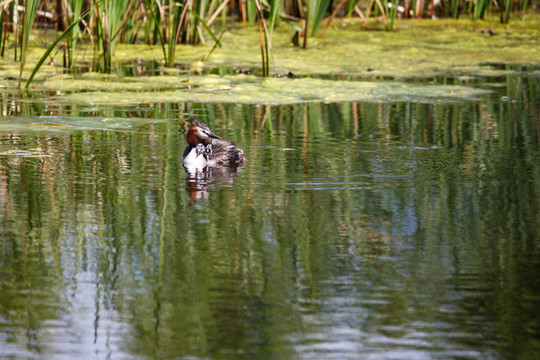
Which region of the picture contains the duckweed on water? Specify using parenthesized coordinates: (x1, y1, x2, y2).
(8, 14, 540, 104)
(104, 15, 540, 78)
(0, 147, 50, 158)
(0, 115, 169, 132)
(42, 73, 490, 105)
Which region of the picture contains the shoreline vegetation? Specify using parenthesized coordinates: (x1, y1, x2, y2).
(0, 1, 537, 91)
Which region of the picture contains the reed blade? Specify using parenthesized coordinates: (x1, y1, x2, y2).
(0, 5, 4, 57)
(18, 0, 40, 90)
(25, 9, 92, 89)
(308, 0, 331, 36)
(67, 0, 84, 67)
(268, 0, 282, 38)
(143, 0, 167, 63)
(188, 6, 222, 46)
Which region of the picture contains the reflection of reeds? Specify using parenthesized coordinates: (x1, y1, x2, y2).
(1, 78, 539, 357)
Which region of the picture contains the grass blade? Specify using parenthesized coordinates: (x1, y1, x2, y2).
(143, 0, 167, 63)
(25, 9, 91, 89)
(187, 6, 222, 46)
(18, 0, 40, 90)
(267, 0, 282, 38)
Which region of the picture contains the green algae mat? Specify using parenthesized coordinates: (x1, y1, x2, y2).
(36, 73, 490, 105)
(4, 14, 540, 105)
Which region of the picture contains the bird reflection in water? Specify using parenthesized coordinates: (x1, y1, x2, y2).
(184, 165, 242, 201)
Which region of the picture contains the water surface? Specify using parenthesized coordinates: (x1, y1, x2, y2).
(0, 70, 539, 360)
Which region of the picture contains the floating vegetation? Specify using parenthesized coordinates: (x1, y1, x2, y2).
(6, 14, 531, 106)
(0, 147, 50, 158)
(9, 15, 537, 87)
(0, 116, 170, 133)
(29, 122, 65, 126)
(43, 73, 491, 105)
(0, 1, 537, 89)
(0, 7, 536, 111)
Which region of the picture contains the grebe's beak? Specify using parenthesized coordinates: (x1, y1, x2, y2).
(203, 129, 222, 140)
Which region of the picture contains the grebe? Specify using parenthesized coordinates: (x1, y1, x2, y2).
(182, 117, 246, 169)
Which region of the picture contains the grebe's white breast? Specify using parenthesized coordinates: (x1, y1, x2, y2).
(183, 144, 207, 173)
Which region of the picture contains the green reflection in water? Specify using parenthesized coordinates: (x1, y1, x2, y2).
(0, 71, 539, 360)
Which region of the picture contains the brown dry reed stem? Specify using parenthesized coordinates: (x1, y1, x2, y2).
(207, 0, 229, 26)
(320, 0, 347, 38)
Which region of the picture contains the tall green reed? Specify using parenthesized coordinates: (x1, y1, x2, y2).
(92, 0, 136, 72)
(307, 0, 331, 36)
(254, 0, 270, 75)
(143, 0, 221, 66)
(26, 7, 92, 89)
(142, 0, 167, 59)
(18, 0, 40, 90)
(256, 0, 282, 74)
(346, 0, 356, 17)
(248, 0, 258, 25)
(267, 0, 282, 38)
(450, 0, 459, 18)
(166, 0, 182, 66)
(500, 0, 512, 23)
(65, 0, 83, 67)
(0, 4, 5, 57)
(473, 0, 489, 19)
(388, 0, 398, 31)
(293, 0, 331, 48)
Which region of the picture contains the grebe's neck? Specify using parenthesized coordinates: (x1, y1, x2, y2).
(186, 127, 200, 147)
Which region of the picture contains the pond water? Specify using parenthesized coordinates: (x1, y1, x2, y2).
(0, 66, 539, 360)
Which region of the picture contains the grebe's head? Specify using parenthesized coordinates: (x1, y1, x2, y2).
(186, 117, 222, 147)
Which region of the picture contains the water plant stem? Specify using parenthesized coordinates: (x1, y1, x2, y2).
(254, 0, 270, 75)
(18, 0, 39, 90)
(25, 8, 92, 89)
